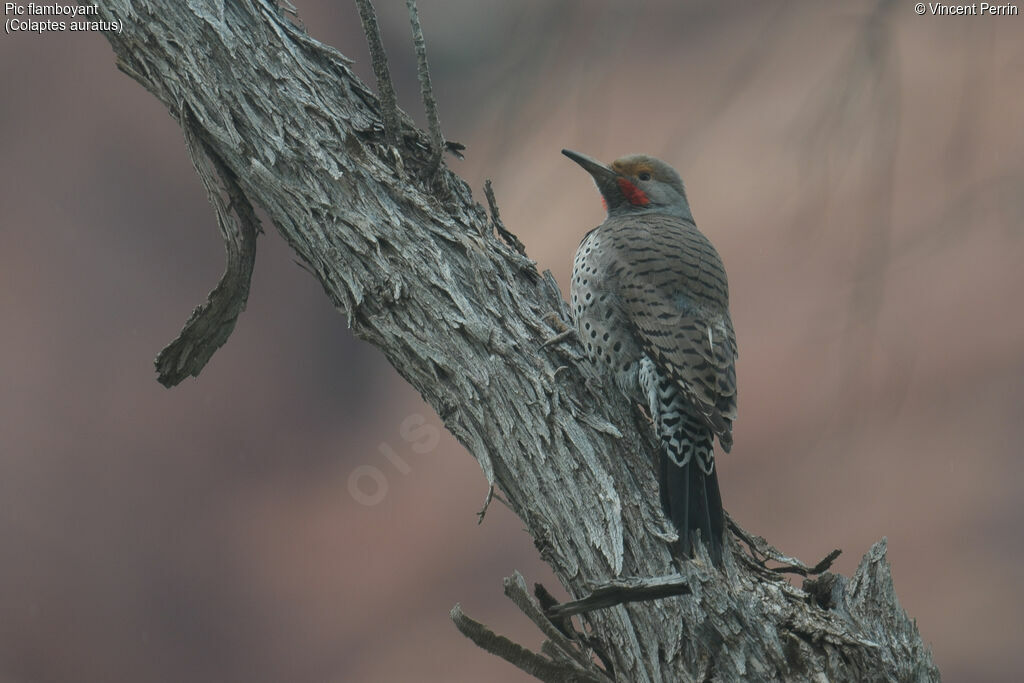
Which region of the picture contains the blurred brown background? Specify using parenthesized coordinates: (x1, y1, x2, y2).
(1, 1, 1022, 681)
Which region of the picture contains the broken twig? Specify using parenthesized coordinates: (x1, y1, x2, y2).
(354, 0, 401, 149)
(484, 179, 528, 256)
(545, 573, 692, 619)
(405, 0, 445, 179)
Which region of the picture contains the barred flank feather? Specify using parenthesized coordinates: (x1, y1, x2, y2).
(568, 152, 737, 567)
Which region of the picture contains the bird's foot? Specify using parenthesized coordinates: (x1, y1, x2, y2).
(541, 312, 577, 348)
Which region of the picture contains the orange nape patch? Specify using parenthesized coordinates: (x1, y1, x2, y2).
(616, 177, 649, 206)
(610, 159, 656, 178)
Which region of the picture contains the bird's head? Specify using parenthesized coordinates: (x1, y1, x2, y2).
(562, 149, 693, 221)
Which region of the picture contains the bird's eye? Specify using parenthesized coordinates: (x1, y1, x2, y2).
(638, 172, 652, 181)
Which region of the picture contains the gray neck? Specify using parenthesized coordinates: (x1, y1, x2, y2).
(609, 203, 695, 223)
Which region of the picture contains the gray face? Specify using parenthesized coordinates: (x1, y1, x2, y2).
(561, 150, 694, 222)
(608, 155, 691, 217)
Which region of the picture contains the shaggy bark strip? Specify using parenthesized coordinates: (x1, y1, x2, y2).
(155, 109, 260, 387)
(84, 2, 939, 681)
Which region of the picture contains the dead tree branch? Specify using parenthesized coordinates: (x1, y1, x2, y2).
(485, 179, 529, 256)
(451, 602, 609, 683)
(405, 0, 445, 179)
(354, 0, 401, 149)
(544, 573, 692, 619)
(154, 107, 260, 387)
(86, 1, 939, 680)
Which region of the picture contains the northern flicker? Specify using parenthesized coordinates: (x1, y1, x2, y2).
(563, 149, 737, 566)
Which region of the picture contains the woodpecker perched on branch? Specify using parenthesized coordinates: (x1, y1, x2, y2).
(563, 149, 737, 566)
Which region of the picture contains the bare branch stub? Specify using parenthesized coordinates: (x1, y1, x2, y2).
(155, 108, 259, 387)
(544, 573, 692, 619)
(449, 605, 606, 683)
(774, 548, 843, 577)
(405, 0, 445, 179)
(354, 0, 402, 149)
(476, 484, 495, 524)
(484, 179, 528, 256)
(729, 516, 842, 576)
(444, 140, 466, 159)
(532, 583, 578, 641)
(502, 573, 609, 677)
(450, 574, 614, 683)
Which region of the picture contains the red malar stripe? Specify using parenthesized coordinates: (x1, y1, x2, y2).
(616, 178, 650, 206)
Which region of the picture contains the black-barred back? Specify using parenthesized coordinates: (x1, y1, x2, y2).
(564, 150, 736, 566)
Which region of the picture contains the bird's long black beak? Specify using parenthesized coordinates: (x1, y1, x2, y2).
(562, 150, 622, 212)
(561, 149, 618, 183)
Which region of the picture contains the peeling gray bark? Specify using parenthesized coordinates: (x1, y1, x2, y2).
(85, 1, 940, 681)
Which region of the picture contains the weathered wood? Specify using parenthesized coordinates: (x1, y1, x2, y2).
(404, 0, 445, 180)
(85, 2, 939, 680)
(154, 111, 260, 386)
(545, 573, 693, 620)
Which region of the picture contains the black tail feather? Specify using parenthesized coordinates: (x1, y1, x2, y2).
(660, 454, 724, 566)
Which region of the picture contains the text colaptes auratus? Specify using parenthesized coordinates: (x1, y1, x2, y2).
(563, 149, 737, 566)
